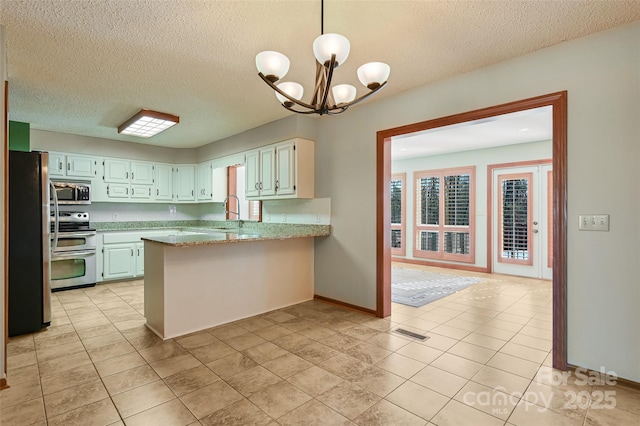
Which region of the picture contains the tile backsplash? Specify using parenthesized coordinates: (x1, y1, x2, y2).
(71, 198, 330, 225)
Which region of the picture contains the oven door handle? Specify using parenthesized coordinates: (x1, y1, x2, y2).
(52, 250, 96, 258)
(58, 232, 96, 237)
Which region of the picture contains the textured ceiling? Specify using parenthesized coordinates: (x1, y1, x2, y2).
(1, 1, 639, 148)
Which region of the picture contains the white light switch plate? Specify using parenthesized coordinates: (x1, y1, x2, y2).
(579, 214, 609, 231)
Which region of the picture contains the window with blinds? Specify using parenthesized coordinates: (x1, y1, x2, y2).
(391, 173, 406, 256)
(414, 167, 475, 262)
(498, 173, 532, 265)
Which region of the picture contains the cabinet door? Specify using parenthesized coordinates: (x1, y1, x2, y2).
(245, 150, 260, 198)
(135, 242, 144, 276)
(103, 244, 135, 280)
(259, 147, 276, 196)
(67, 155, 95, 178)
(131, 184, 152, 200)
(175, 165, 195, 201)
(197, 162, 213, 201)
(104, 159, 130, 183)
(106, 183, 130, 199)
(211, 166, 228, 202)
(49, 152, 66, 177)
(131, 161, 154, 185)
(275, 142, 296, 196)
(155, 164, 173, 201)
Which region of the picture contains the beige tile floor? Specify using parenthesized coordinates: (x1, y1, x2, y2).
(2, 265, 639, 425)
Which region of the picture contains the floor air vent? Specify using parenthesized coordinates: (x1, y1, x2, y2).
(393, 328, 429, 341)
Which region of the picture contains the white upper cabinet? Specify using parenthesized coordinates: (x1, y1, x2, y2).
(155, 164, 173, 201)
(259, 146, 277, 197)
(48, 152, 66, 177)
(103, 159, 130, 184)
(275, 141, 295, 196)
(48, 152, 96, 179)
(245, 138, 314, 200)
(197, 162, 228, 202)
(131, 161, 154, 185)
(245, 150, 260, 198)
(174, 165, 195, 202)
(197, 162, 214, 201)
(67, 155, 96, 178)
(211, 166, 227, 202)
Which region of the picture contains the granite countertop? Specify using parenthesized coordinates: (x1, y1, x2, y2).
(93, 220, 330, 247)
(143, 226, 329, 247)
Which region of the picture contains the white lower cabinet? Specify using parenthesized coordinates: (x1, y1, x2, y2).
(103, 243, 136, 280)
(135, 242, 144, 276)
(100, 230, 174, 281)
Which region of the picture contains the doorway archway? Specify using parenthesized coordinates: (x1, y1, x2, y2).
(376, 91, 568, 370)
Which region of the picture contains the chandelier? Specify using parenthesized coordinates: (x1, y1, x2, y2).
(255, 0, 390, 116)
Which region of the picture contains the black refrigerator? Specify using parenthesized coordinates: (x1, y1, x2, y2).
(8, 150, 52, 336)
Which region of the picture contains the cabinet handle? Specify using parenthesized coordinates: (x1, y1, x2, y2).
(131, 172, 134, 180)
(126, 172, 129, 179)
(157, 188, 159, 196)
(131, 248, 134, 256)
(275, 180, 279, 191)
(137, 248, 140, 256)
(259, 182, 263, 190)
(126, 188, 129, 195)
(191, 190, 194, 196)
(67, 163, 70, 170)
(107, 185, 109, 195)
(132, 188, 135, 195)
(59, 162, 62, 171)
(149, 188, 151, 196)
(255, 182, 259, 190)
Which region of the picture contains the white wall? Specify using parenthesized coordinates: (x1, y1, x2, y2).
(31, 129, 197, 164)
(392, 140, 552, 268)
(313, 22, 640, 382)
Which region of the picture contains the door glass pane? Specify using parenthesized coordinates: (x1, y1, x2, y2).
(391, 179, 403, 224)
(419, 177, 439, 225)
(444, 232, 470, 255)
(444, 174, 470, 226)
(419, 231, 439, 252)
(391, 229, 402, 248)
(502, 178, 529, 260)
(51, 258, 86, 280)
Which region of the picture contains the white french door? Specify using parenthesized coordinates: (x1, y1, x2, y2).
(492, 163, 552, 279)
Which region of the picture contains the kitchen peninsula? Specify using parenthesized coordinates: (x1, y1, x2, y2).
(142, 224, 330, 339)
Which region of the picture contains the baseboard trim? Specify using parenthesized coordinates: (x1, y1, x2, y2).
(392, 257, 490, 274)
(567, 364, 640, 391)
(0, 378, 8, 390)
(313, 295, 377, 317)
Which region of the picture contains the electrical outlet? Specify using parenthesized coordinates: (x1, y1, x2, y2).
(112, 213, 118, 221)
(315, 213, 321, 223)
(281, 213, 287, 222)
(169, 205, 177, 215)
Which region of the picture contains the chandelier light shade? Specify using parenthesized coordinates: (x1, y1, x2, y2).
(117, 109, 179, 138)
(275, 82, 304, 106)
(313, 33, 350, 66)
(256, 0, 389, 116)
(357, 62, 391, 90)
(255, 51, 290, 82)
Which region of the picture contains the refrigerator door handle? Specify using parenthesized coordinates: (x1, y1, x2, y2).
(50, 181, 59, 251)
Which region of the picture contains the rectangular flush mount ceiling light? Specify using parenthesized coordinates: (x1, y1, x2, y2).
(117, 109, 180, 138)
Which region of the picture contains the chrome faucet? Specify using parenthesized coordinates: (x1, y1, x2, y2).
(223, 195, 241, 228)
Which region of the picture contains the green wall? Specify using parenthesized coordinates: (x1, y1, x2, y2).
(9, 120, 29, 152)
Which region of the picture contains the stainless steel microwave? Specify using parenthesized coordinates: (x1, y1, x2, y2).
(51, 180, 91, 204)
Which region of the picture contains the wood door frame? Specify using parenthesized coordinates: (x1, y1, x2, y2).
(488, 159, 552, 273)
(376, 91, 568, 370)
